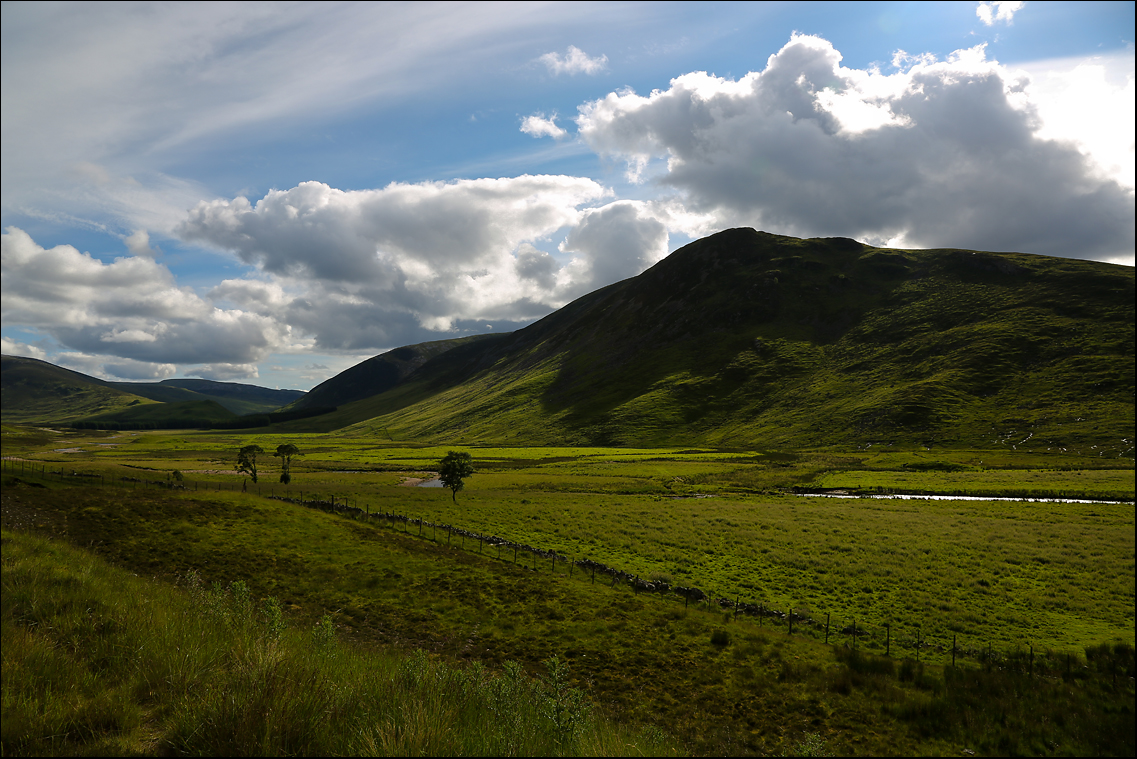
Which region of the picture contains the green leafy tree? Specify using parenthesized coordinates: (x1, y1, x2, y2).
(274, 443, 301, 484)
(235, 444, 264, 483)
(438, 450, 474, 503)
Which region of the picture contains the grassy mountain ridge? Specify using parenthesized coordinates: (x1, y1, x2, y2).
(281, 229, 1134, 451)
(1, 355, 305, 423)
(0, 355, 159, 422)
(293, 334, 501, 411)
(71, 399, 238, 429)
(109, 379, 303, 415)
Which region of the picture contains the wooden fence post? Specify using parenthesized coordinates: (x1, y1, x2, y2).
(825, 613, 830, 644)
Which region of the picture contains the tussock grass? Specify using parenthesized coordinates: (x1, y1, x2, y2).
(811, 467, 1135, 501)
(1, 529, 679, 756)
(4, 433, 1134, 755)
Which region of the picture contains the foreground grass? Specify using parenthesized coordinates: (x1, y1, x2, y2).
(3, 472, 1134, 756)
(1, 528, 677, 757)
(4, 432, 1133, 658)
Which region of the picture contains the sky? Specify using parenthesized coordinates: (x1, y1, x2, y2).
(2, 1, 1133, 391)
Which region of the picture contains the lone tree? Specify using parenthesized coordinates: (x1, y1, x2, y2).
(275, 443, 301, 484)
(235, 444, 265, 483)
(438, 450, 474, 503)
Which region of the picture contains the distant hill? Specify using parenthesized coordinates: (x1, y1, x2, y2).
(1, 355, 304, 424)
(293, 335, 503, 411)
(0, 355, 157, 423)
(70, 399, 238, 430)
(110, 378, 304, 415)
(277, 229, 1134, 452)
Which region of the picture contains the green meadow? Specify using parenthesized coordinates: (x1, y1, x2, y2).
(3, 423, 1134, 755)
(2, 529, 676, 757)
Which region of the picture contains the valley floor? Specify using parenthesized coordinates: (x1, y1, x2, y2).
(2, 424, 1133, 755)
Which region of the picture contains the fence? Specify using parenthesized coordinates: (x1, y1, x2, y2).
(3, 456, 1132, 682)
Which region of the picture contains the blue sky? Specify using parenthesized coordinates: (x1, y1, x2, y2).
(2, 1, 1133, 390)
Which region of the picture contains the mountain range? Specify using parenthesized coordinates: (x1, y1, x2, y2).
(0, 356, 303, 425)
(287, 228, 1134, 451)
(3, 228, 1133, 451)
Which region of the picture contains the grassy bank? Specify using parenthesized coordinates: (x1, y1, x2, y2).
(3, 471, 1134, 755)
(4, 425, 1134, 755)
(1, 528, 677, 756)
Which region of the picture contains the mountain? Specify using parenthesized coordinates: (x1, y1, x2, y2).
(0, 355, 158, 423)
(279, 229, 1134, 451)
(111, 379, 304, 415)
(0, 355, 304, 423)
(293, 335, 499, 411)
(70, 399, 239, 430)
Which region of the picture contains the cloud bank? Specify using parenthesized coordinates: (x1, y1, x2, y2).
(177, 176, 697, 350)
(1, 226, 288, 379)
(4, 28, 1132, 385)
(575, 35, 1133, 259)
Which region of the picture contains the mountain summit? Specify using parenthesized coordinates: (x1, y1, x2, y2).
(283, 229, 1134, 451)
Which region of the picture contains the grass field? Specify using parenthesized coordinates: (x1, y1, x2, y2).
(811, 467, 1135, 500)
(3, 424, 1134, 755)
(2, 529, 677, 757)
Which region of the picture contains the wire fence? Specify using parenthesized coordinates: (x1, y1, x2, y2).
(3, 456, 1133, 684)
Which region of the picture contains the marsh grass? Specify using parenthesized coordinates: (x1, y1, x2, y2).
(1, 530, 679, 757)
(3, 432, 1134, 755)
(811, 467, 1135, 501)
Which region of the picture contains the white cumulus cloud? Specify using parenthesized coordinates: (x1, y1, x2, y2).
(178, 176, 617, 347)
(521, 113, 568, 139)
(51, 351, 177, 382)
(1, 336, 47, 359)
(123, 229, 160, 257)
(538, 45, 608, 75)
(977, 1, 1025, 26)
(189, 363, 260, 381)
(574, 34, 1134, 260)
(175, 175, 711, 350)
(1, 226, 290, 373)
